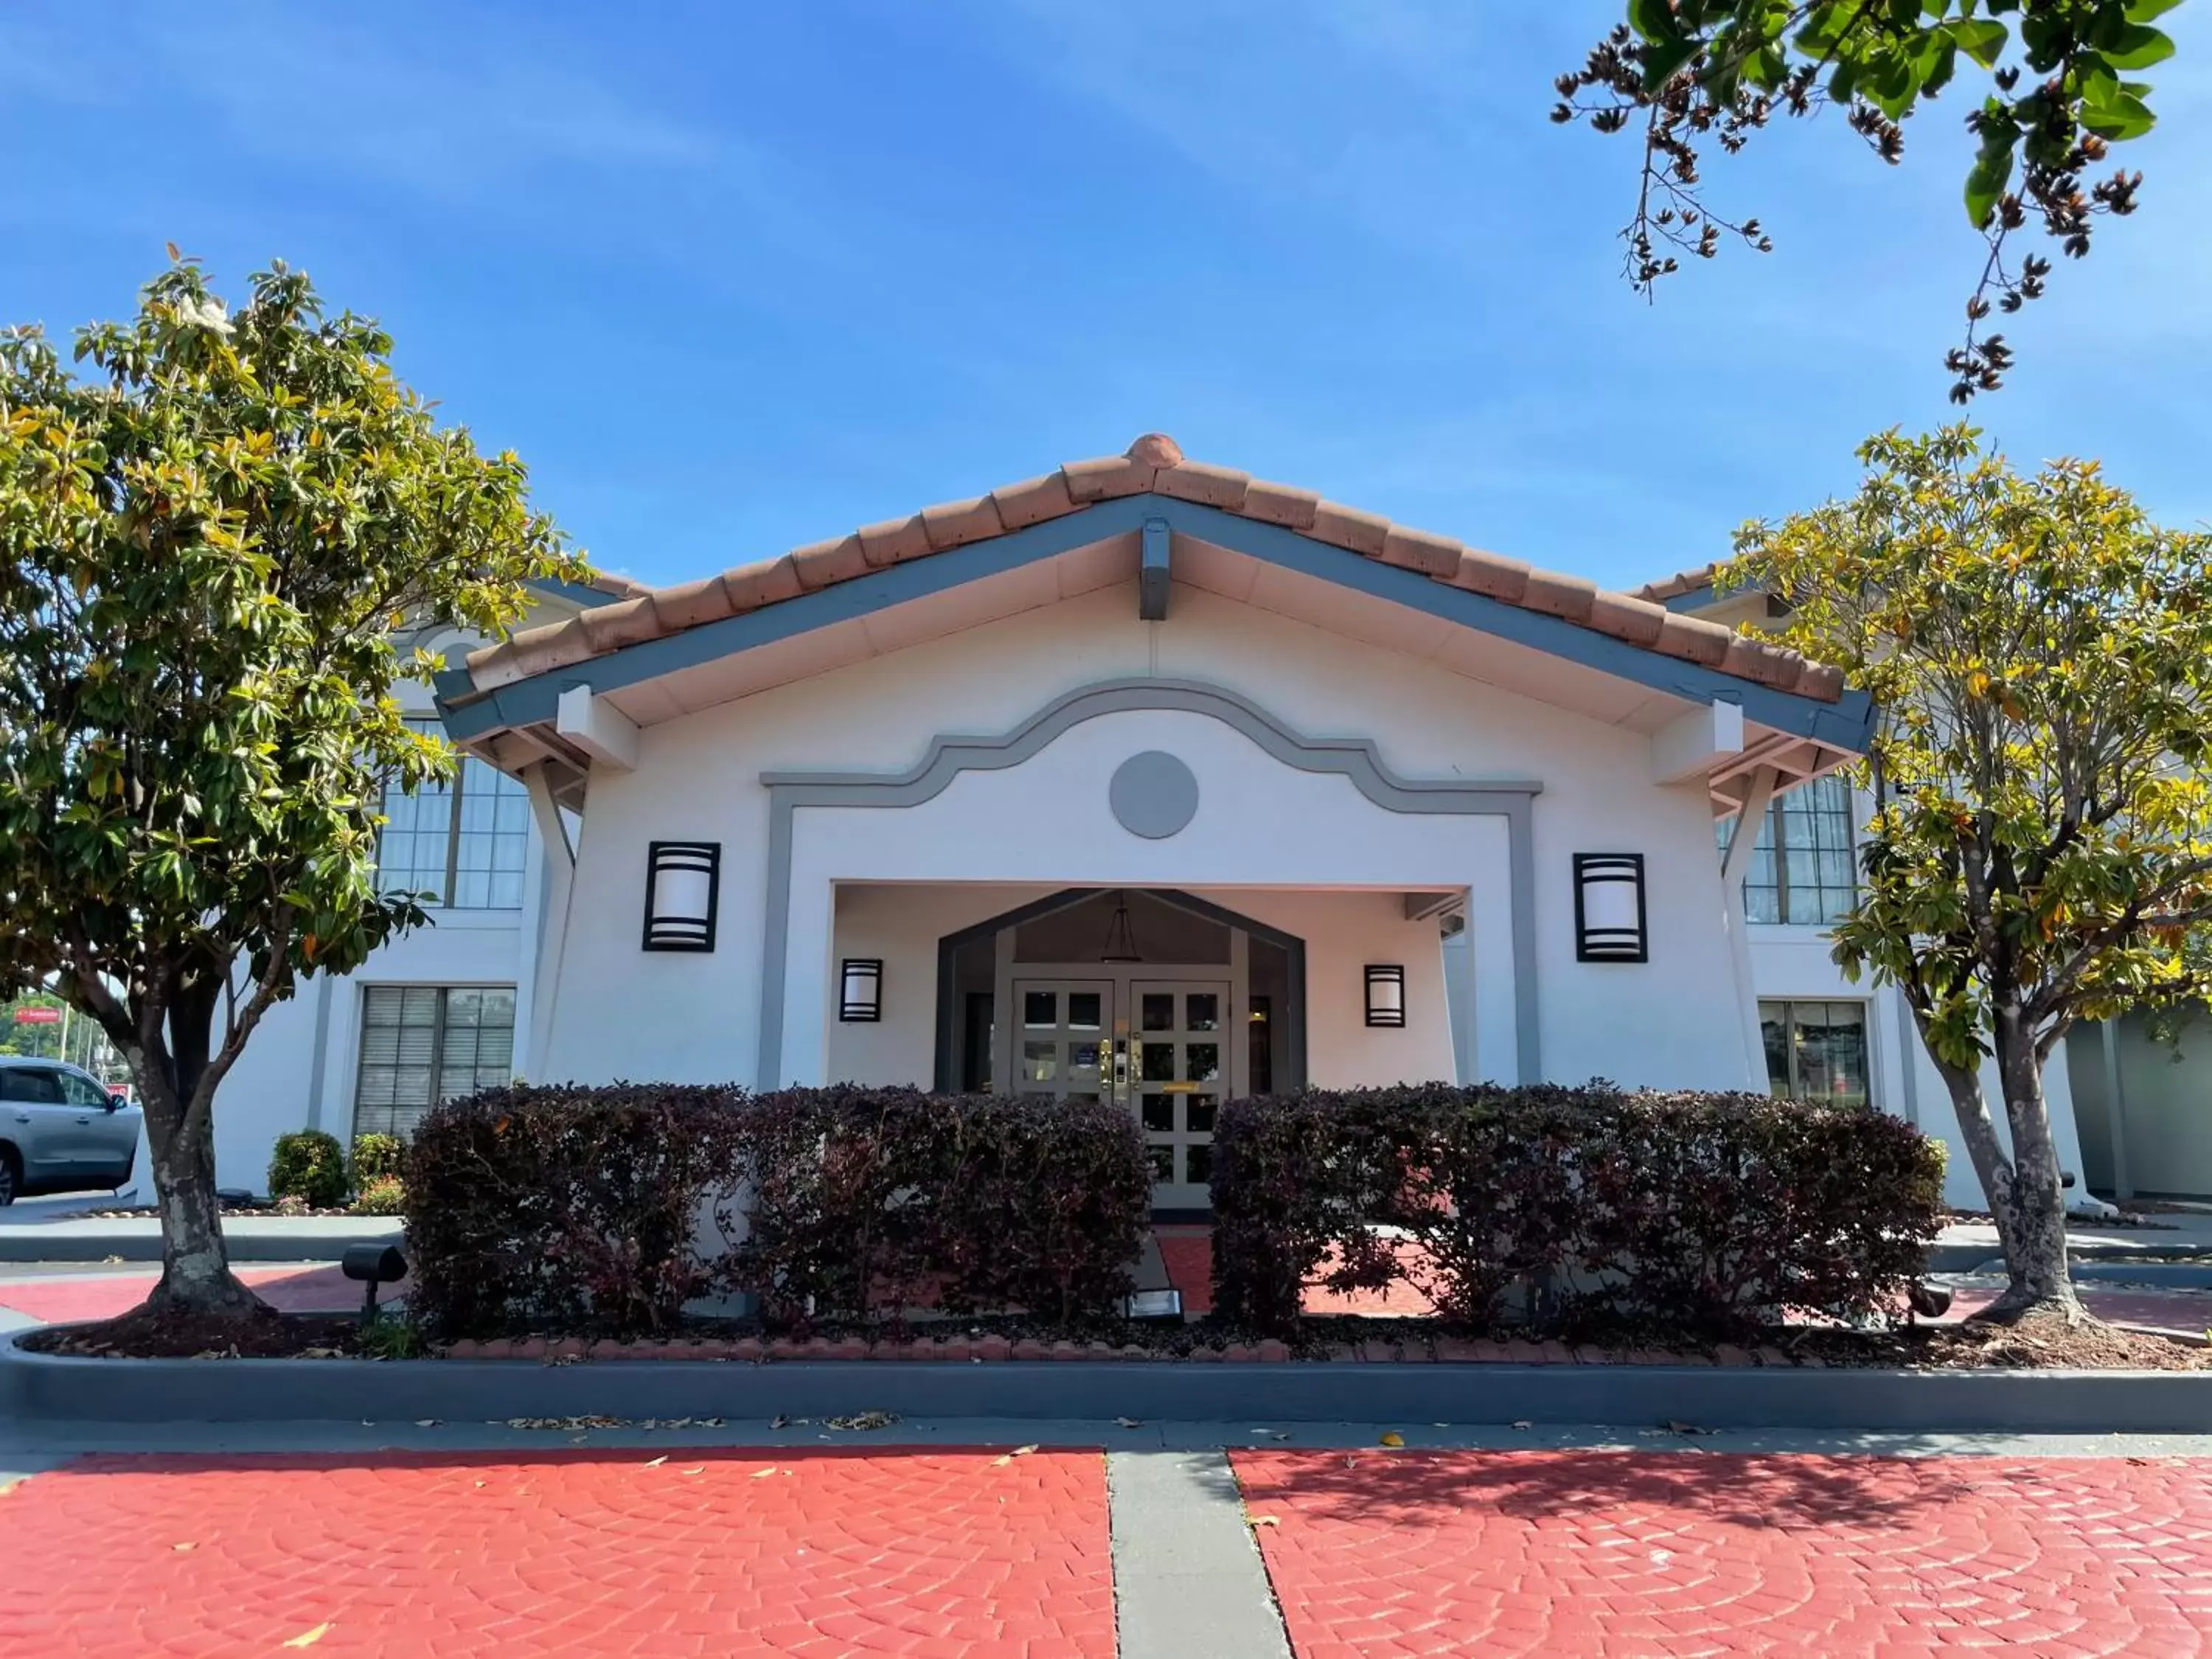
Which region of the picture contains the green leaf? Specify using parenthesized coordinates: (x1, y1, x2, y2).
(1945, 17, 2008, 69)
(1641, 35, 1700, 90)
(1964, 138, 2014, 229)
(2100, 24, 2175, 71)
(2126, 0, 2185, 19)
(1627, 0, 1680, 43)
(2079, 88, 2156, 140)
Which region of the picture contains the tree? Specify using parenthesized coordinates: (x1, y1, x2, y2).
(1722, 425, 2212, 1321)
(0, 258, 585, 1321)
(1556, 1, 2178, 400)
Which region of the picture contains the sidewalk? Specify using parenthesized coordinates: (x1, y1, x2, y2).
(0, 1209, 400, 1263)
(1, 1419, 2209, 1658)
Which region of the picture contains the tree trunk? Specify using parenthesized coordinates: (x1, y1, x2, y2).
(1924, 1020, 2081, 1324)
(1986, 1006, 2083, 1322)
(125, 1018, 270, 1321)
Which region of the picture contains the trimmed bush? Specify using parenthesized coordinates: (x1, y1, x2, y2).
(352, 1174, 407, 1216)
(1211, 1082, 1945, 1338)
(268, 1130, 347, 1208)
(349, 1133, 404, 1190)
(726, 1085, 1152, 1328)
(404, 1083, 745, 1339)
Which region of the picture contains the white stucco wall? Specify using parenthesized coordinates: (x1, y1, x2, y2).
(543, 578, 1755, 1097)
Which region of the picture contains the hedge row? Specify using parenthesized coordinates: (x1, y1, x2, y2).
(403, 1079, 1944, 1342)
(1211, 1083, 1947, 1337)
(403, 1083, 1152, 1338)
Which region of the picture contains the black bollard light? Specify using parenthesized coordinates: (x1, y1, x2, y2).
(342, 1242, 408, 1329)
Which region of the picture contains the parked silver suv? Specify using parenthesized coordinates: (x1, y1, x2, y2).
(0, 1057, 143, 1205)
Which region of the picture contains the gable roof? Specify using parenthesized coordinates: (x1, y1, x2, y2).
(457, 434, 1844, 706)
(1632, 566, 1719, 607)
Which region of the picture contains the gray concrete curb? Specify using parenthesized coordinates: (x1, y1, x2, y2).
(4, 1333, 2207, 1433)
(0, 1221, 402, 1264)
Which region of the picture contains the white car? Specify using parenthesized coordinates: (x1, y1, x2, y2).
(0, 1057, 143, 1205)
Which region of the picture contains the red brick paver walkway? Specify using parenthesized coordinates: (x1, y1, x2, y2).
(1233, 1448, 2212, 1657)
(0, 1448, 1114, 1658)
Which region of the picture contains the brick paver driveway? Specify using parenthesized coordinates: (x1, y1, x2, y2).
(0, 1448, 1114, 1658)
(1234, 1448, 2212, 1657)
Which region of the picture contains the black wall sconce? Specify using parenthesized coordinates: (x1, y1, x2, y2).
(840, 957, 883, 1023)
(641, 841, 720, 952)
(1364, 963, 1406, 1028)
(1573, 852, 1648, 963)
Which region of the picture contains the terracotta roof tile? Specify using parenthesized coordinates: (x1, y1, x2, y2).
(462, 433, 1849, 709)
(1239, 479, 1321, 531)
(1587, 590, 1668, 647)
(790, 533, 870, 591)
(1450, 546, 1532, 604)
(921, 495, 1006, 552)
(652, 573, 740, 633)
(727, 554, 804, 613)
(991, 473, 1078, 530)
(1062, 454, 1156, 503)
(1306, 499, 1391, 558)
(1654, 611, 1734, 668)
(1632, 565, 1717, 605)
(856, 513, 933, 568)
(1520, 568, 1599, 625)
(1379, 524, 1462, 581)
(577, 596, 662, 654)
(1153, 461, 1251, 512)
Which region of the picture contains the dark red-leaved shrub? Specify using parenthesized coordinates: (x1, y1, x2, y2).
(1211, 1082, 1944, 1337)
(405, 1082, 745, 1338)
(725, 1085, 1151, 1328)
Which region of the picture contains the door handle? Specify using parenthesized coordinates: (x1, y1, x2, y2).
(75, 1115, 93, 1125)
(10, 1112, 27, 1124)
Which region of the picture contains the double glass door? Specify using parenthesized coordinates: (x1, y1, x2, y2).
(1012, 974, 1231, 1208)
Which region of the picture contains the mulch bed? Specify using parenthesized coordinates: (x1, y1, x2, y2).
(22, 1307, 2206, 1369)
(27, 1304, 364, 1360)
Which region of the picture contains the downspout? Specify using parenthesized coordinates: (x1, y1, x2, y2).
(1719, 766, 1778, 1092)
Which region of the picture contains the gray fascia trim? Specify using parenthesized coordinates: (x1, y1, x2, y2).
(1661, 585, 1717, 613)
(757, 676, 1543, 1091)
(445, 495, 1872, 754)
(1138, 516, 1170, 622)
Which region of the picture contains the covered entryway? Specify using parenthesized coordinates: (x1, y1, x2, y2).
(935, 888, 1304, 1209)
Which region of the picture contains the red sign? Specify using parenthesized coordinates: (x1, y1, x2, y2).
(11, 1007, 60, 1025)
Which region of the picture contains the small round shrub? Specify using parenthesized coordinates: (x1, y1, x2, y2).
(268, 1130, 347, 1208)
(352, 1174, 406, 1216)
(349, 1133, 404, 1190)
(271, 1192, 310, 1217)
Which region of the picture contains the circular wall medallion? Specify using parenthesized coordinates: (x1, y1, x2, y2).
(1109, 751, 1200, 840)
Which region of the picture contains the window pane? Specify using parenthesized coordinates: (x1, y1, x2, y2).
(1066, 993, 1102, 1031)
(1758, 1002, 1791, 1098)
(1141, 994, 1174, 1032)
(355, 983, 515, 1139)
(1023, 992, 1056, 1029)
(1185, 994, 1219, 1032)
(1186, 1043, 1220, 1083)
(374, 718, 456, 904)
(1794, 1001, 1868, 1108)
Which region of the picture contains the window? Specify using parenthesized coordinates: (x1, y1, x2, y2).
(353, 985, 516, 1138)
(0, 1068, 62, 1105)
(1759, 1000, 1869, 1109)
(374, 720, 532, 909)
(1719, 774, 1858, 925)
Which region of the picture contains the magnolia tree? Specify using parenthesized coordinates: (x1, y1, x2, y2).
(1723, 425, 2212, 1320)
(0, 259, 585, 1321)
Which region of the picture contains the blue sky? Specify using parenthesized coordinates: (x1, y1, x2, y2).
(5, 1, 2208, 593)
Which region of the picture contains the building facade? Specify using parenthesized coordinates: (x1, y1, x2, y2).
(178, 437, 2167, 1214)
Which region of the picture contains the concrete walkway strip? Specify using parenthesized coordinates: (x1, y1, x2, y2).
(1109, 1450, 1290, 1659)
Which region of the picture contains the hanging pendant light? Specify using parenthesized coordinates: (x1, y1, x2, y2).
(1098, 889, 1144, 963)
